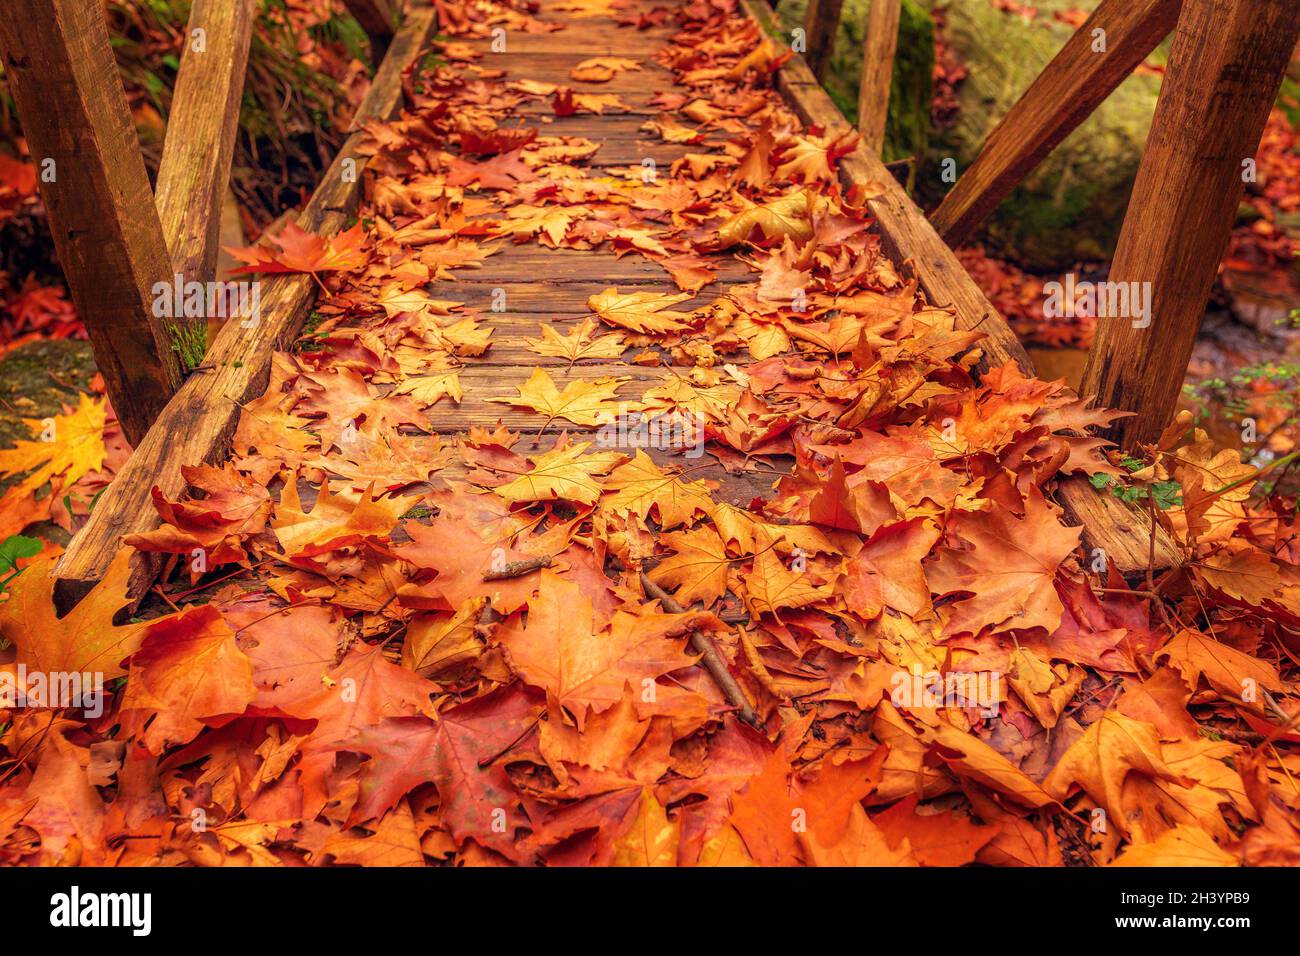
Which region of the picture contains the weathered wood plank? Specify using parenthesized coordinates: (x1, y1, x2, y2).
(745, 0, 1179, 572)
(431, 280, 741, 309)
(1080, 0, 1300, 447)
(465, 26, 673, 54)
(0, 0, 182, 445)
(462, 249, 748, 282)
(801, 0, 844, 81)
(856, 0, 901, 154)
(155, 0, 257, 284)
(929, 0, 1181, 247)
(54, 3, 439, 606)
(343, 0, 400, 61)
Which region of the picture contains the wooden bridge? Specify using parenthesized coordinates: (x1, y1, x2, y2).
(3, 0, 1297, 606)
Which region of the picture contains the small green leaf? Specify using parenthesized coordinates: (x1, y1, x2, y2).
(0, 534, 42, 573)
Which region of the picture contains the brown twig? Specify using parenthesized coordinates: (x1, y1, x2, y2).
(640, 573, 759, 726)
(483, 554, 553, 581)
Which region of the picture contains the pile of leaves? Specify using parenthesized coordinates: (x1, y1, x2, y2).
(0, 0, 1299, 868)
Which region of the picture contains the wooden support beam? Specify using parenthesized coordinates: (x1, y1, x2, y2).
(54, 3, 438, 607)
(343, 0, 400, 62)
(0, 0, 182, 445)
(745, 0, 1180, 573)
(1081, 0, 1300, 448)
(856, 0, 901, 155)
(930, 0, 1181, 248)
(155, 0, 257, 284)
(801, 0, 844, 81)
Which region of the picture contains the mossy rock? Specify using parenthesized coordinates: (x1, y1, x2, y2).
(926, 0, 1163, 269)
(775, 0, 1163, 269)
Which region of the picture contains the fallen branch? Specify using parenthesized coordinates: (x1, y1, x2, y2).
(640, 573, 760, 727)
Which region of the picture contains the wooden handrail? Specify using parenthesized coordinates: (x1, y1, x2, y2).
(930, 0, 1182, 247)
(155, 0, 258, 285)
(748, 0, 1180, 574)
(857, 0, 901, 154)
(801, 0, 843, 81)
(53, 3, 438, 607)
(0, 0, 183, 445)
(1081, 0, 1300, 446)
(344, 0, 401, 61)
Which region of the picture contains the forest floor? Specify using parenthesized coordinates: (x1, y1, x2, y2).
(0, 0, 1298, 867)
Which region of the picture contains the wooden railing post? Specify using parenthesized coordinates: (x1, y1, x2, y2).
(1081, 0, 1300, 447)
(856, 0, 901, 155)
(0, 0, 182, 445)
(746, 0, 1181, 573)
(54, 2, 439, 606)
(801, 0, 844, 81)
(930, 0, 1181, 247)
(155, 0, 257, 285)
(344, 0, 400, 62)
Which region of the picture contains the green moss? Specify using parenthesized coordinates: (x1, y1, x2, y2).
(882, 0, 934, 165)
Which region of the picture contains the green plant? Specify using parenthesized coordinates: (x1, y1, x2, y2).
(0, 533, 41, 595)
(293, 310, 326, 353)
(1089, 457, 1183, 510)
(166, 317, 208, 371)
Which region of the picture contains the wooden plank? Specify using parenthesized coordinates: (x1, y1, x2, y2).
(929, 0, 1181, 248)
(856, 0, 901, 154)
(431, 280, 741, 308)
(0, 0, 182, 445)
(801, 0, 844, 81)
(343, 0, 400, 61)
(154, 0, 257, 284)
(53, 3, 439, 607)
(1080, 0, 1300, 447)
(745, 0, 1179, 573)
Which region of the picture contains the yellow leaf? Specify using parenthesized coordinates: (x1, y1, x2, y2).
(569, 56, 642, 82)
(0, 549, 161, 681)
(1043, 711, 1184, 837)
(1109, 825, 1237, 867)
(600, 451, 714, 528)
(495, 441, 627, 504)
(402, 600, 486, 678)
(924, 720, 1055, 808)
(612, 787, 679, 866)
(271, 479, 415, 556)
(588, 287, 694, 334)
(523, 319, 625, 365)
(1156, 628, 1286, 697)
(393, 370, 463, 408)
(648, 526, 731, 607)
(486, 367, 632, 428)
(0, 393, 106, 495)
(740, 530, 836, 618)
(716, 189, 813, 247)
(696, 825, 757, 866)
(1196, 547, 1285, 607)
